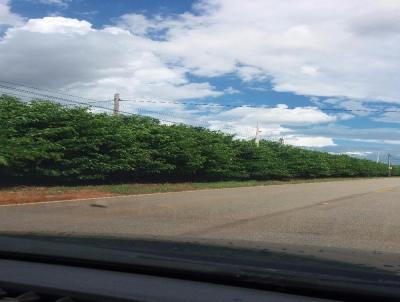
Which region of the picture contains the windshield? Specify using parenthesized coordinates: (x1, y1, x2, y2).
(1, 0, 400, 296)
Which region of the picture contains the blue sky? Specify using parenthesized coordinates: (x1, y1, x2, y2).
(10, 0, 194, 24)
(1, 0, 400, 162)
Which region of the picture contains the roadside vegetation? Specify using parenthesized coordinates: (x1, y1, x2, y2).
(0, 178, 388, 205)
(1, 95, 397, 185)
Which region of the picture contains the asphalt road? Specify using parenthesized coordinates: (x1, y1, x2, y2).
(1, 178, 400, 255)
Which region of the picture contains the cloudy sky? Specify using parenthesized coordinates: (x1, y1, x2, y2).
(1, 0, 400, 161)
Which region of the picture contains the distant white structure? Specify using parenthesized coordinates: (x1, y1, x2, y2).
(255, 121, 261, 147)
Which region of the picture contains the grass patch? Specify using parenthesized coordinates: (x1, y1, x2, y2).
(91, 177, 382, 195)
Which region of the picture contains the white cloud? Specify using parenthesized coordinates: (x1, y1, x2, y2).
(300, 125, 400, 148)
(343, 151, 372, 157)
(223, 86, 239, 94)
(117, 14, 157, 36)
(135, 0, 400, 103)
(0, 17, 221, 101)
(20, 17, 92, 34)
(0, 0, 23, 27)
(283, 136, 336, 148)
(301, 65, 319, 77)
(214, 105, 335, 126)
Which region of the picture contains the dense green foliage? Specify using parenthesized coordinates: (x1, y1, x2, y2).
(0, 95, 397, 184)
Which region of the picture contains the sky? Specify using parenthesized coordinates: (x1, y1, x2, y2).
(1, 0, 400, 162)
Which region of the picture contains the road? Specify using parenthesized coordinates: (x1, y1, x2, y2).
(1, 178, 400, 255)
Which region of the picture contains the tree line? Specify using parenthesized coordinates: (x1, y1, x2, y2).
(0, 95, 396, 184)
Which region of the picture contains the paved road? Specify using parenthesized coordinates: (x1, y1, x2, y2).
(1, 178, 400, 254)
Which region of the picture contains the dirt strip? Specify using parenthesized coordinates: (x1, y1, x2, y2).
(0, 188, 117, 205)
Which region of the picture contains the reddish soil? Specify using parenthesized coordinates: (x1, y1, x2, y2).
(0, 188, 117, 205)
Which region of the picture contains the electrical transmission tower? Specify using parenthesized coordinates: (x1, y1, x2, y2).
(113, 93, 120, 116)
(388, 153, 392, 177)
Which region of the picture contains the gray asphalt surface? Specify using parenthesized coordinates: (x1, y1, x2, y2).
(1, 178, 400, 254)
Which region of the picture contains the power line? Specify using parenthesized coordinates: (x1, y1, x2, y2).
(0, 79, 108, 104)
(0, 83, 184, 125)
(2, 79, 400, 113)
(0, 83, 116, 112)
(0, 81, 211, 127)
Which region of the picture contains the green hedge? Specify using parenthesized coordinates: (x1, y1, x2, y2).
(0, 95, 396, 184)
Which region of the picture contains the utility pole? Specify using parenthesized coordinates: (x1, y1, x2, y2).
(388, 153, 392, 177)
(255, 121, 261, 147)
(113, 93, 120, 116)
(376, 151, 380, 164)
